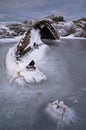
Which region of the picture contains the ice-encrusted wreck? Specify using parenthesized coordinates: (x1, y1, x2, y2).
(6, 20, 59, 85)
(16, 20, 59, 59)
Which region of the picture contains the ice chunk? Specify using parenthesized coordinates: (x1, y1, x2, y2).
(46, 100, 77, 127)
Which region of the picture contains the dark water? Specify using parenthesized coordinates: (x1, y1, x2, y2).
(0, 39, 86, 130)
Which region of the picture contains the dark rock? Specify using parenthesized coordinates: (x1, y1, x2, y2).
(52, 16, 64, 22)
(7, 23, 26, 35)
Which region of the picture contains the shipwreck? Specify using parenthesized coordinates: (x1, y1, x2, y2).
(16, 20, 59, 59)
(6, 20, 60, 85)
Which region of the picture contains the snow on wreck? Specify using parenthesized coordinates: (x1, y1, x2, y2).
(6, 20, 59, 85)
(16, 20, 59, 58)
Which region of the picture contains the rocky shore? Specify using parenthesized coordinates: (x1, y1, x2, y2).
(0, 15, 86, 39)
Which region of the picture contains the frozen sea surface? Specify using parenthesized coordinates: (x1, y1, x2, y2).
(0, 39, 86, 130)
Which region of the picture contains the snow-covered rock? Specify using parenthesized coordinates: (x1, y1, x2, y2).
(74, 28, 85, 37)
(0, 22, 26, 38)
(56, 21, 77, 37)
(0, 16, 86, 40)
(58, 29, 68, 36)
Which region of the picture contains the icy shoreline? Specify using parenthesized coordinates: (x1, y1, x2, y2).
(0, 17, 86, 41)
(0, 35, 86, 45)
(60, 36, 86, 40)
(0, 35, 22, 44)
